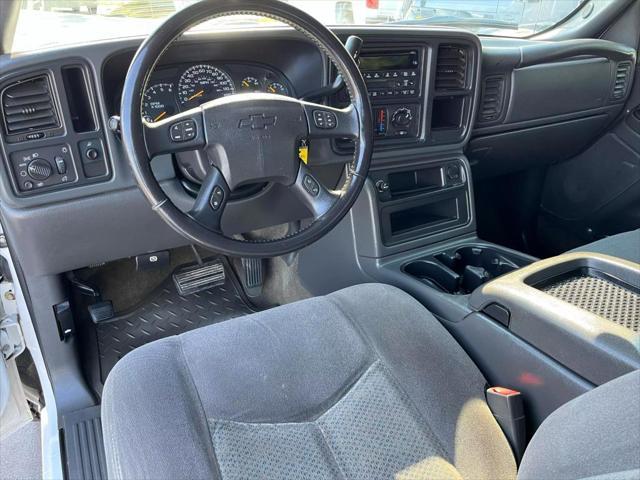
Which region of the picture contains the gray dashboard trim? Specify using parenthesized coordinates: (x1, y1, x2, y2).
(0, 27, 481, 211)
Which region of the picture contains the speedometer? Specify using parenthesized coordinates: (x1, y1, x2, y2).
(178, 64, 235, 108)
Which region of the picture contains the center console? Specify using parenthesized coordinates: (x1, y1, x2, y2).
(366, 242, 638, 430)
(469, 252, 640, 386)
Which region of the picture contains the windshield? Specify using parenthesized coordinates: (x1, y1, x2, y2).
(12, 0, 607, 53)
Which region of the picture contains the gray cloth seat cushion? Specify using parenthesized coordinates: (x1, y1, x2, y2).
(517, 369, 640, 480)
(569, 228, 640, 264)
(102, 283, 517, 480)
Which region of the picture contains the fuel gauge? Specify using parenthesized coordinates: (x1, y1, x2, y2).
(266, 81, 288, 96)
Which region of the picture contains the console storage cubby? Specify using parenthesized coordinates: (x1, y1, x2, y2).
(403, 244, 534, 294)
(371, 159, 473, 247)
(469, 252, 640, 385)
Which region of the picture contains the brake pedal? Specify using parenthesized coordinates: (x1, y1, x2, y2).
(173, 260, 225, 296)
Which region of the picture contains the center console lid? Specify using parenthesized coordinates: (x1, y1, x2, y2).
(469, 252, 640, 385)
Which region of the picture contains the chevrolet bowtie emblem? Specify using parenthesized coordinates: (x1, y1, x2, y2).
(238, 114, 277, 130)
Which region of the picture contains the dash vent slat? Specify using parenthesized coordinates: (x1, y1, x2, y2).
(611, 61, 632, 100)
(478, 75, 506, 123)
(435, 45, 468, 91)
(2, 75, 60, 136)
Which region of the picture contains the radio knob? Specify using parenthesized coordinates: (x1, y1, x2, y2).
(27, 158, 53, 181)
(391, 107, 412, 127)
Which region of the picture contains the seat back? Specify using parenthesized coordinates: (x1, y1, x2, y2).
(517, 370, 640, 480)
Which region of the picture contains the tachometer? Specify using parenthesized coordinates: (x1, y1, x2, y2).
(178, 64, 235, 108)
(142, 83, 176, 123)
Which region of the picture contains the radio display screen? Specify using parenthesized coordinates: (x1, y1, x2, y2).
(359, 53, 416, 71)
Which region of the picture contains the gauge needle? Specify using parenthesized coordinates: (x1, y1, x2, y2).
(242, 80, 249, 88)
(187, 90, 205, 101)
(153, 111, 167, 122)
(268, 86, 276, 93)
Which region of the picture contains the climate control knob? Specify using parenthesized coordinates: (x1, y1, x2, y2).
(391, 107, 413, 127)
(27, 158, 53, 181)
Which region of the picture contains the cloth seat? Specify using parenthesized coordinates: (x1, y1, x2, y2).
(102, 283, 640, 480)
(569, 228, 640, 264)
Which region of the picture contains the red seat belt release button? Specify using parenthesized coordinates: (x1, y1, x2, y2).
(486, 386, 526, 463)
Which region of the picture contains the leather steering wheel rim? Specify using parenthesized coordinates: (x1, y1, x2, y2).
(120, 0, 373, 258)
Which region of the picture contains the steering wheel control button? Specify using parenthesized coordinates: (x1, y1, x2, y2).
(182, 120, 196, 140)
(170, 119, 197, 142)
(303, 174, 320, 197)
(170, 123, 184, 142)
(79, 139, 108, 178)
(27, 158, 53, 180)
(210, 186, 225, 210)
(313, 110, 337, 129)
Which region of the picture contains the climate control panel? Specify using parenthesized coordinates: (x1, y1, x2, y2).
(373, 104, 420, 139)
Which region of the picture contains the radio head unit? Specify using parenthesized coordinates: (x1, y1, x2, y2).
(357, 49, 424, 141)
(359, 50, 420, 72)
(359, 50, 421, 101)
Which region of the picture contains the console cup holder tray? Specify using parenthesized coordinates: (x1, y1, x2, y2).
(403, 244, 534, 294)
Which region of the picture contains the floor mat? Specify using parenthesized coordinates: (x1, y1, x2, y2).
(0, 421, 41, 480)
(95, 261, 256, 382)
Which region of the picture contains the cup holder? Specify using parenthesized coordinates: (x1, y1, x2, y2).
(403, 245, 533, 294)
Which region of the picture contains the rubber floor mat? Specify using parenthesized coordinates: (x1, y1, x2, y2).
(95, 264, 256, 382)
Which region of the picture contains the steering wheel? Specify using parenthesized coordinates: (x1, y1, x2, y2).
(120, 0, 373, 258)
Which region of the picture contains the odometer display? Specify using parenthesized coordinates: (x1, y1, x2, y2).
(178, 64, 235, 108)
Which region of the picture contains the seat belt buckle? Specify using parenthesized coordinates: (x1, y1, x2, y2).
(486, 386, 527, 463)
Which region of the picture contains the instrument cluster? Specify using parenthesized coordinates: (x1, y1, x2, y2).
(141, 62, 294, 123)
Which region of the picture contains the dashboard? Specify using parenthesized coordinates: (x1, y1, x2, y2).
(140, 62, 294, 123)
(0, 26, 635, 277)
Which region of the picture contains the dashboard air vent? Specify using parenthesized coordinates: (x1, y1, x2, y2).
(435, 45, 468, 90)
(1, 75, 60, 136)
(478, 75, 506, 123)
(611, 61, 632, 100)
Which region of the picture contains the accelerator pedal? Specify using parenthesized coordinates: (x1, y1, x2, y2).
(241, 257, 264, 297)
(173, 259, 225, 296)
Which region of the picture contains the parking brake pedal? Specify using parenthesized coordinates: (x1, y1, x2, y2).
(173, 259, 225, 296)
(241, 258, 263, 297)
